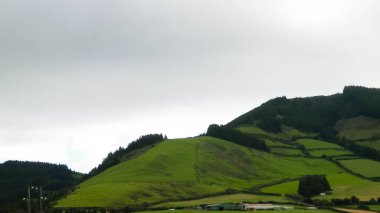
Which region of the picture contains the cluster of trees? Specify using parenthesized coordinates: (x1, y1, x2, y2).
(343, 86, 380, 119)
(206, 124, 269, 152)
(0, 161, 77, 211)
(84, 134, 167, 180)
(330, 196, 380, 205)
(257, 118, 282, 133)
(228, 86, 380, 138)
(297, 175, 331, 197)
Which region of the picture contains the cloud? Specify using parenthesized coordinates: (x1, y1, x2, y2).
(1, 0, 379, 172)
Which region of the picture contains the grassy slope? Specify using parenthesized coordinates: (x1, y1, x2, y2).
(57, 136, 346, 208)
(336, 116, 380, 141)
(262, 172, 380, 200)
(236, 125, 315, 141)
(309, 149, 353, 157)
(152, 194, 289, 208)
(339, 159, 380, 178)
(296, 139, 343, 149)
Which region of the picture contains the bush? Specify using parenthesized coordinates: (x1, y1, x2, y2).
(357, 205, 370, 210)
(298, 175, 331, 197)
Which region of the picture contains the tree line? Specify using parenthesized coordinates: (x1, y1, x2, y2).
(206, 124, 269, 152)
(83, 134, 167, 180)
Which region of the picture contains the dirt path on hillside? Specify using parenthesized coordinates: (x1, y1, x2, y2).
(334, 208, 377, 213)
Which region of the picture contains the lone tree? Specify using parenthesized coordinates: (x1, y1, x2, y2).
(298, 175, 331, 197)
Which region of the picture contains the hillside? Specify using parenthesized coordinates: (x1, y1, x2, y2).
(0, 161, 81, 212)
(228, 86, 380, 138)
(55, 86, 380, 211)
(56, 136, 348, 208)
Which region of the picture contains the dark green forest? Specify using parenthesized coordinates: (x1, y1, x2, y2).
(228, 86, 380, 135)
(0, 161, 79, 212)
(206, 124, 269, 152)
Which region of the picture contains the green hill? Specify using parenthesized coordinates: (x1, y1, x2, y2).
(55, 86, 380, 210)
(56, 136, 348, 208)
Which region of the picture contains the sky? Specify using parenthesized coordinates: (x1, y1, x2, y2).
(1, 0, 380, 173)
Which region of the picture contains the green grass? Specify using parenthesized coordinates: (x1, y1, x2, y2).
(309, 149, 353, 157)
(336, 116, 380, 141)
(262, 181, 299, 195)
(152, 194, 289, 208)
(264, 139, 295, 148)
(270, 148, 304, 156)
(237, 125, 315, 141)
(262, 172, 380, 200)
(339, 158, 380, 178)
(296, 139, 343, 150)
(56, 137, 346, 208)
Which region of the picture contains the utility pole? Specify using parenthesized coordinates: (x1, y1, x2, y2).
(39, 186, 42, 213)
(27, 186, 31, 213)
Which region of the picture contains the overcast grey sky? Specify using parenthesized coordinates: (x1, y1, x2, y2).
(1, 0, 379, 172)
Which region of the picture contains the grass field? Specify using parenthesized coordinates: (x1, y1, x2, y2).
(236, 125, 315, 141)
(261, 181, 299, 195)
(270, 148, 304, 156)
(264, 139, 295, 148)
(339, 159, 380, 178)
(56, 137, 348, 208)
(309, 149, 353, 157)
(336, 116, 380, 141)
(262, 172, 380, 200)
(152, 194, 289, 208)
(296, 139, 343, 150)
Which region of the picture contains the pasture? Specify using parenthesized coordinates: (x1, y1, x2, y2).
(152, 194, 289, 208)
(296, 139, 343, 149)
(339, 158, 380, 178)
(309, 149, 353, 157)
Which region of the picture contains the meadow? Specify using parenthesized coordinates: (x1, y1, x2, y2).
(262, 172, 380, 200)
(309, 149, 353, 157)
(296, 139, 343, 149)
(270, 147, 304, 156)
(152, 194, 289, 208)
(336, 116, 380, 141)
(56, 136, 349, 208)
(339, 158, 380, 178)
(236, 125, 315, 141)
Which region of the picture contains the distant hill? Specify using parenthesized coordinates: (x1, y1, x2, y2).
(49, 86, 380, 211)
(0, 161, 81, 212)
(228, 86, 380, 138)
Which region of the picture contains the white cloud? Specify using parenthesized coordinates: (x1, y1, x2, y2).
(1, 0, 379, 172)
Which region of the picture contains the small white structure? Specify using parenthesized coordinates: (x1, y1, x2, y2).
(305, 206, 318, 210)
(242, 203, 295, 211)
(243, 203, 275, 211)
